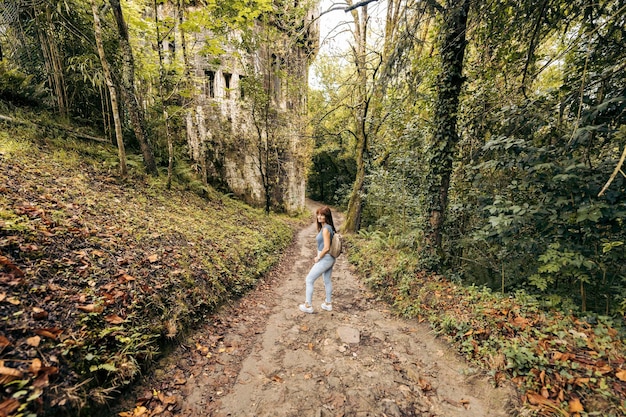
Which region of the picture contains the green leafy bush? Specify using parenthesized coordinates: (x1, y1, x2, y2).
(0, 62, 47, 107)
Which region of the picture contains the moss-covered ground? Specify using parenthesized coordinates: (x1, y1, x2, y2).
(0, 115, 303, 416)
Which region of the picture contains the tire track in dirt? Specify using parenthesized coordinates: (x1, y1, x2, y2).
(121, 202, 517, 417)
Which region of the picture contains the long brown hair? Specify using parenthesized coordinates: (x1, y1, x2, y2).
(316, 206, 335, 232)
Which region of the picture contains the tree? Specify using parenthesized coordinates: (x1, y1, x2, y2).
(421, 0, 470, 267)
(342, 0, 371, 232)
(341, 0, 406, 232)
(109, 0, 158, 175)
(90, 0, 127, 176)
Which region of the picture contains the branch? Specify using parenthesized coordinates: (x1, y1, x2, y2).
(521, 0, 549, 98)
(345, 0, 379, 12)
(598, 145, 626, 197)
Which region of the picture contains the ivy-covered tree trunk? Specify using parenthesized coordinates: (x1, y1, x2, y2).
(109, 0, 158, 176)
(422, 0, 470, 267)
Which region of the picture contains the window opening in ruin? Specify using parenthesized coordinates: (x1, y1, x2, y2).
(205, 70, 215, 98)
(239, 75, 247, 100)
(168, 36, 176, 55)
(224, 73, 232, 98)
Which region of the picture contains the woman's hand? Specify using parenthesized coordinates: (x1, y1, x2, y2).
(314, 255, 320, 263)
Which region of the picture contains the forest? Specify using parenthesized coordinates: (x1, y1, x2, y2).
(0, 0, 625, 416)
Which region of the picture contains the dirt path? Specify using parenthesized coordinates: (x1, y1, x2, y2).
(120, 203, 517, 417)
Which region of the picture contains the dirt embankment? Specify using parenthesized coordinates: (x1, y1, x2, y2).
(119, 204, 517, 417)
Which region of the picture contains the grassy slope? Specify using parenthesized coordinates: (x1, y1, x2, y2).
(347, 232, 626, 416)
(0, 118, 301, 416)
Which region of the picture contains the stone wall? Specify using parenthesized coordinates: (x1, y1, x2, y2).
(183, 4, 319, 212)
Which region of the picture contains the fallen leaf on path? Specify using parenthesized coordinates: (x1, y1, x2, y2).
(119, 273, 135, 282)
(196, 343, 210, 355)
(105, 314, 125, 324)
(616, 370, 626, 382)
(0, 398, 20, 416)
(526, 391, 558, 408)
(26, 335, 41, 347)
(119, 405, 148, 417)
(6, 297, 20, 305)
(29, 358, 42, 373)
(0, 255, 25, 277)
(271, 375, 283, 383)
(0, 362, 22, 378)
(150, 405, 165, 415)
(552, 351, 572, 361)
(418, 377, 432, 392)
(147, 254, 159, 263)
(77, 304, 103, 313)
(574, 377, 589, 386)
(32, 372, 50, 388)
(157, 392, 178, 405)
(32, 307, 48, 320)
(512, 316, 530, 328)
(34, 327, 63, 340)
(568, 398, 584, 413)
(0, 335, 10, 348)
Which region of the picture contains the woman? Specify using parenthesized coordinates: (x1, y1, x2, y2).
(299, 206, 336, 314)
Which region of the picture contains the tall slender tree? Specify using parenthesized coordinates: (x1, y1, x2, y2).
(343, 0, 371, 232)
(109, 0, 158, 175)
(152, 0, 174, 188)
(90, 0, 127, 177)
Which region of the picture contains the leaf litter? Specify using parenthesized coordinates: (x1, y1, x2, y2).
(1, 135, 294, 416)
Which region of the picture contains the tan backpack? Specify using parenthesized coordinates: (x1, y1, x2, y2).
(329, 231, 343, 258)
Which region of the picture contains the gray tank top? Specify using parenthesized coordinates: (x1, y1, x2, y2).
(316, 224, 334, 251)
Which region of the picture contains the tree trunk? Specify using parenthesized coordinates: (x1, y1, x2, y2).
(90, 0, 127, 177)
(422, 0, 471, 268)
(177, 0, 207, 185)
(109, 0, 158, 175)
(153, 0, 174, 189)
(343, 2, 369, 233)
(37, 5, 68, 117)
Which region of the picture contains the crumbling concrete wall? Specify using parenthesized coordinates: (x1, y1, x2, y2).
(183, 4, 319, 212)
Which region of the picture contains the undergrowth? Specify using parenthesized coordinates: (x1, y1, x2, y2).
(347, 233, 626, 417)
(0, 117, 300, 416)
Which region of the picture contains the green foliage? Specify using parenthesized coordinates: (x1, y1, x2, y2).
(0, 62, 47, 106)
(306, 65, 359, 207)
(310, 0, 625, 311)
(348, 234, 626, 415)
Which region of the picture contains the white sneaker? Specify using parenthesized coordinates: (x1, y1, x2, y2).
(299, 303, 313, 314)
(321, 302, 332, 311)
